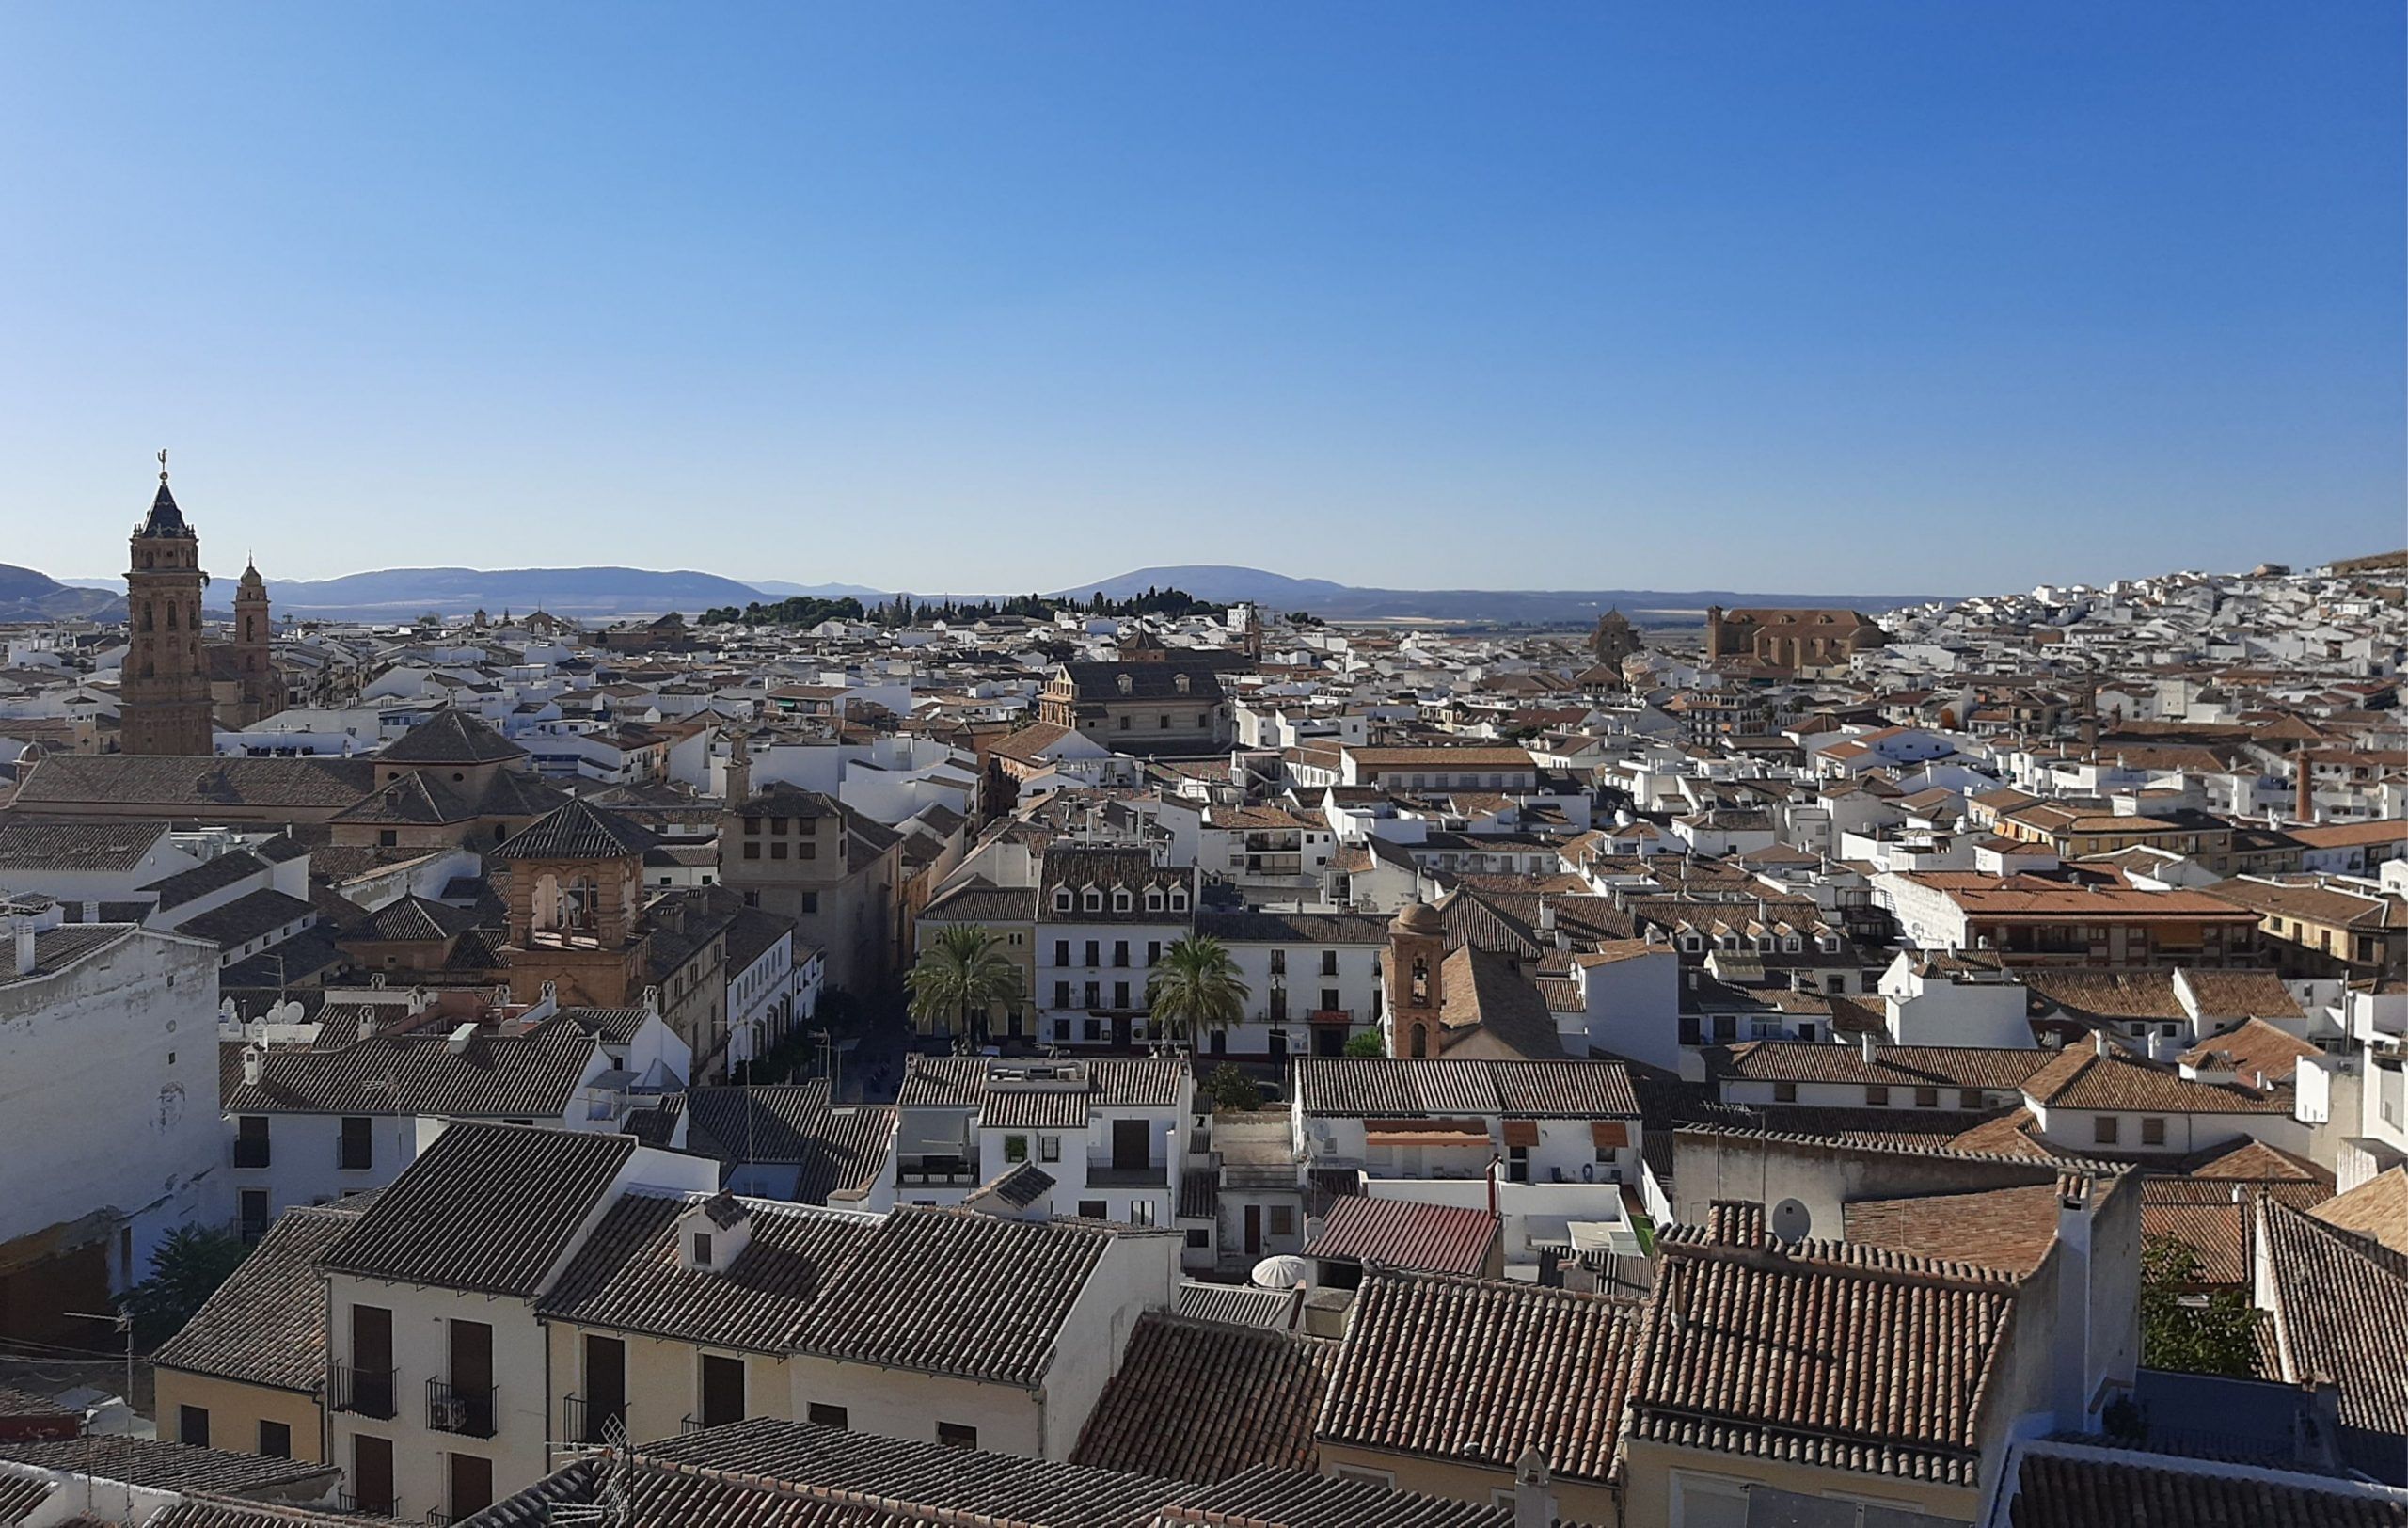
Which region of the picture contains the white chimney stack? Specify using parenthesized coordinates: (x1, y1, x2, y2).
(1513, 1448, 1554, 1528)
(1860, 1030, 1877, 1063)
(11, 919, 34, 979)
(446, 1023, 478, 1056)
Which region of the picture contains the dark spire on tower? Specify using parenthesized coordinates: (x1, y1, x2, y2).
(138, 448, 190, 538)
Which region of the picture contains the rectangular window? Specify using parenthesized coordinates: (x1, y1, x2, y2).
(691, 1233, 713, 1265)
(1085, 940, 1101, 966)
(1039, 1135, 1060, 1163)
(800, 840, 817, 860)
(1054, 940, 1070, 967)
(809, 1402, 849, 1428)
(1130, 1200, 1156, 1227)
(1865, 1086, 1890, 1106)
(1114, 940, 1130, 967)
(939, 1421, 978, 1449)
(2141, 1117, 2166, 1145)
(239, 1188, 270, 1242)
(1269, 1205, 1295, 1236)
(234, 1114, 270, 1168)
(742, 841, 760, 860)
(1114, 980, 1130, 1009)
(451, 1453, 494, 1520)
(1084, 981, 1101, 1009)
(1773, 1082, 1798, 1103)
(1079, 1200, 1107, 1219)
(2095, 1116, 2120, 1144)
(699, 1353, 746, 1428)
(1914, 1087, 1939, 1109)
(339, 1116, 372, 1171)
(1186, 1228, 1210, 1249)
(1321, 949, 1339, 977)
(800, 891, 819, 914)
(770, 841, 788, 859)
(178, 1405, 209, 1447)
(1054, 981, 1071, 1009)
(353, 1435, 396, 1517)
(1005, 1135, 1029, 1163)
(1960, 1090, 1984, 1109)
(258, 1419, 291, 1458)
(1147, 941, 1161, 964)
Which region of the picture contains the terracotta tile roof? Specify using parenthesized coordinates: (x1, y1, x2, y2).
(1164, 1464, 1521, 1528)
(1070, 1311, 1331, 1482)
(151, 1202, 367, 1392)
(2312, 1166, 2408, 1255)
(1317, 1269, 1644, 1486)
(1709, 1041, 2058, 1091)
(1629, 1210, 2020, 1487)
(2177, 1017, 2322, 1086)
(221, 1013, 598, 1119)
(1303, 1195, 1497, 1277)
(322, 1122, 636, 1296)
(2020, 1043, 2296, 1115)
(784, 1207, 1132, 1386)
(2022, 969, 2187, 1022)
(0, 1437, 334, 1495)
(2140, 1195, 2251, 1287)
(2258, 1198, 2408, 1453)
(2179, 969, 2306, 1021)
(1291, 1058, 1638, 1119)
(1842, 1183, 2065, 1275)
(2004, 1444, 2408, 1528)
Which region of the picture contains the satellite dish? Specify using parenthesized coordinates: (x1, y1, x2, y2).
(1251, 1255, 1312, 1290)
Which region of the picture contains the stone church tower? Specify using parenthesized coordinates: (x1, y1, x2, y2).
(122, 455, 215, 756)
(231, 557, 279, 724)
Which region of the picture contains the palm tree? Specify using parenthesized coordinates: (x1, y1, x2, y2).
(1145, 935, 1250, 1053)
(905, 925, 1023, 1045)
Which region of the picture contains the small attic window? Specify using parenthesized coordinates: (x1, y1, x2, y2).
(691, 1233, 713, 1265)
(1054, 888, 1073, 913)
(1145, 888, 1164, 912)
(1167, 885, 1188, 912)
(1117, 674, 1134, 695)
(1174, 674, 1192, 693)
(1084, 887, 1103, 912)
(1113, 888, 1132, 913)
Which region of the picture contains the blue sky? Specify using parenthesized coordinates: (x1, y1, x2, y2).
(2, 5, 2400, 594)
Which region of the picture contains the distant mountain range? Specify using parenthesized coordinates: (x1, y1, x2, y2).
(25, 562, 1943, 624)
(0, 565, 124, 621)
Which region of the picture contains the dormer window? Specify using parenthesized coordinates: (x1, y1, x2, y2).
(678, 1192, 752, 1274)
(1084, 887, 1103, 913)
(1174, 674, 1192, 693)
(691, 1233, 713, 1265)
(1167, 885, 1188, 912)
(1146, 888, 1164, 913)
(1117, 675, 1134, 695)
(1113, 888, 1132, 913)
(1054, 888, 1074, 913)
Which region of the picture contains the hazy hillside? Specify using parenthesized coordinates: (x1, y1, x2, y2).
(261, 566, 767, 618)
(0, 565, 122, 621)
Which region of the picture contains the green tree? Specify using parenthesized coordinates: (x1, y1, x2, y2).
(2140, 1237, 2260, 1377)
(1144, 934, 1250, 1051)
(119, 1224, 250, 1345)
(905, 924, 1024, 1043)
(1343, 1028, 1386, 1058)
(1200, 1063, 1263, 1113)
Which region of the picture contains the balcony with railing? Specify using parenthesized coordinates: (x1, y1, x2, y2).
(427, 1377, 498, 1439)
(1086, 1159, 1168, 1188)
(897, 1154, 976, 1187)
(231, 1136, 271, 1170)
(331, 1364, 396, 1421)
(562, 1393, 625, 1447)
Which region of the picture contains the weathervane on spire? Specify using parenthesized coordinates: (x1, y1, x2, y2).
(157, 448, 169, 483)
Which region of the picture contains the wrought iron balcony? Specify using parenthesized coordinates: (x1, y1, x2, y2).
(563, 1393, 626, 1447)
(427, 1377, 498, 1439)
(331, 1364, 395, 1421)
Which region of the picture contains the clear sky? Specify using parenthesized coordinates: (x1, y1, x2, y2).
(3, 5, 2400, 595)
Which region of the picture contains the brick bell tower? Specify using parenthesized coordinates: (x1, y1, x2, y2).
(1385, 899, 1448, 1058)
(122, 451, 216, 756)
(232, 556, 278, 724)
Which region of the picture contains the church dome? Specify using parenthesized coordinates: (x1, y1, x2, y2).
(1390, 900, 1444, 936)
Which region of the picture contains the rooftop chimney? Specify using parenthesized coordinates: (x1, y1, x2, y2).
(2094, 1030, 2113, 1058)
(1512, 1449, 1554, 1528)
(1861, 1030, 1877, 1063)
(241, 1045, 263, 1087)
(11, 919, 33, 979)
(446, 1022, 478, 1055)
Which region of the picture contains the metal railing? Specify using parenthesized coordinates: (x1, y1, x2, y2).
(427, 1377, 498, 1439)
(680, 1412, 707, 1435)
(563, 1393, 626, 1447)
(331, 1364, 396, 1421)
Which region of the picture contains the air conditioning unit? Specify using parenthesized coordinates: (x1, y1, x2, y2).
(431, 1398, 467, 1430)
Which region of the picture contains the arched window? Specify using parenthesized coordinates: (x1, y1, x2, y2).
(140, 603, 153, 631)
(1411, 955, 1430, 1005)
(1408, 1025, 1429, 1058)
(166, 603, 178, 630)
